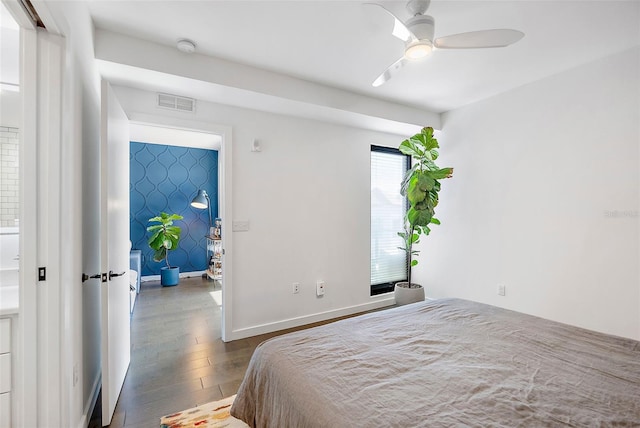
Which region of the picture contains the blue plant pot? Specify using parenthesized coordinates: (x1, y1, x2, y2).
(160, 266, 180, 287)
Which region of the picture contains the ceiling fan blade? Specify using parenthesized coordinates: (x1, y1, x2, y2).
(372, 56, 408, 87)
(364, 3, 417, 43)
(434, 29, 524, 49)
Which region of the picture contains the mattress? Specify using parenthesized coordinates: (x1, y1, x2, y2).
(231, 298, 640, 427)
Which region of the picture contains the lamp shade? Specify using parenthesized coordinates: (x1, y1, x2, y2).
(190, 190, 209, 209)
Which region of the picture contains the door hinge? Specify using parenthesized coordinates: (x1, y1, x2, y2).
(38, 267, 46, 281)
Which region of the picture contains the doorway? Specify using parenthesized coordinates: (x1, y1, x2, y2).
(121, 113, 233, 342)
(92, 93, 234, 425)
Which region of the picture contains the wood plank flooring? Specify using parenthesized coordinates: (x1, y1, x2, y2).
(97, 276, 246, 427)
(95, 275, 370, 428)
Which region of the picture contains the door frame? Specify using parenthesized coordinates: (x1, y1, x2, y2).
(13, 10, 38, 428)
(127, 111, 234, 341)
(7, 13, 65, 427)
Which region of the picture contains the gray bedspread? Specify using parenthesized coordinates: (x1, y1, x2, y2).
(231, 298, 640, 427)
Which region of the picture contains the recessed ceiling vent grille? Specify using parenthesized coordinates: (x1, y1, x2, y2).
(157, 93, 196, 113)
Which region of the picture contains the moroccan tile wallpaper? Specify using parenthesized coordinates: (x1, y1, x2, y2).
(130, 141, 219, 276)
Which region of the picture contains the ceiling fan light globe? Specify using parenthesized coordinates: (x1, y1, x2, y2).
(405, 41, 432, 60)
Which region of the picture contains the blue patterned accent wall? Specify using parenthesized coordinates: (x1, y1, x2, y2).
(130, 142, 219, 276)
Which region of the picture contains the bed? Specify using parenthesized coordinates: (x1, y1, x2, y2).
(231, 298, 640, 427)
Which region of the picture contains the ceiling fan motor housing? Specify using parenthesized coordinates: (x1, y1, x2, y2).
(406, 14, 435, 42)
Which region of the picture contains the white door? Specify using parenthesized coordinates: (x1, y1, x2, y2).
(100, 80, 131, 426)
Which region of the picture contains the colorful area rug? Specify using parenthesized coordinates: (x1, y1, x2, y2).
(160, 394, 249, 428)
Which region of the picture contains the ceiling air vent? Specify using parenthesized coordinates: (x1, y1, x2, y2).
(157, 93, 196, 113)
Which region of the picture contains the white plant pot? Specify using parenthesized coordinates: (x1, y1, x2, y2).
(394, 282, 425, 306)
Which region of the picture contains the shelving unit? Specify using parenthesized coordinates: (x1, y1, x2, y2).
(206, 236, 223, 281)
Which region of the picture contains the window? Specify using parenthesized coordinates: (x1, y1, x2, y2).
(370, 145, 410, 295)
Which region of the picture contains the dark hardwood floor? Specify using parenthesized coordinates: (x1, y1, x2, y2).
(93, 275, 368, 427)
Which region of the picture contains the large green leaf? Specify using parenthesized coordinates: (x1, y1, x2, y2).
(163, 238, 173, 250)
(166, 213, 183, 221)
(417, 127, 439, 150)
(153, 247, 167, 263)
(399, 138, 424, 158)
(428, 190, 439, 208)
(407, 206, 432, 226)
(429, 167, 454, 180)
(416, 173, 435, 191)
(400, 164, 419, 196)
(148, 232, 165, 250)
(146, 224, 163, 232)
(407, 181, 426, 204)
(165, 226, 181, 236)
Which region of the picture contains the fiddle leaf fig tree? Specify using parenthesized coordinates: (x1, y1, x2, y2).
(147, 212, 183, 269)
(397, 127, 453, 286)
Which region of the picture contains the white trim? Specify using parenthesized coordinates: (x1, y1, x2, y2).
(37, 31, 64, 426)
(77, 372, 101, 428)
(229, 298, 396, 341)
(29, 0, 60, 33)
(126, 112, 234, 341)
(16, 24, 38, 428)
(1, 0, 36, 29)
(129, 122, 221, 150)
(141, 271, 208, 282)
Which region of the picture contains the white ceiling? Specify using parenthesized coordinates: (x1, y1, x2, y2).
(85, 0, 640, 115)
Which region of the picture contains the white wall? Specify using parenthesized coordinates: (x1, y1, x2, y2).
(417, 47, 640, 340)
(114, 85, 414, 336)
(0, 90, 20, 128)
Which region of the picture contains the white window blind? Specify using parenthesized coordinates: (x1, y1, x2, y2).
(371, 147, 408, 290)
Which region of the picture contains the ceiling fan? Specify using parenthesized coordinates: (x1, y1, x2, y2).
(366, 0, 524, 87)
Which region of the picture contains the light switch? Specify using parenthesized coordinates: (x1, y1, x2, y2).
(232, 220, 250, 232)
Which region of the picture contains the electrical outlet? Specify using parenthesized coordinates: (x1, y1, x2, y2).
(497, 284, 506, 296)
(293, 282, 300, 294)
(316, 280, 325, 296)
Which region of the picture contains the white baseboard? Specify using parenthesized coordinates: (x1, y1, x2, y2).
(76, 415, 87, 428)
(141, 270, 206, 282)
(77, 372, 101, 428)
(227, 297, 396, 341)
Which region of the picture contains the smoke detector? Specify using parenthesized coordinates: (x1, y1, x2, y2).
(177, 39, 196, 53)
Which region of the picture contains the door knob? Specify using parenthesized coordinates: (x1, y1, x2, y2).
(108, 270, 126, 280)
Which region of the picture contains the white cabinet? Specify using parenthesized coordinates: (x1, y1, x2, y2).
(0, 390, 9, 427)
(0, 318, 10, 427)
(0, 320, 9, 354)
(0, 354, 9, 393)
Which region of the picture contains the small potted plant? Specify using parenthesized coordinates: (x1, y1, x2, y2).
(395, 127, 453, 305)
(147, 212, 183, 286)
